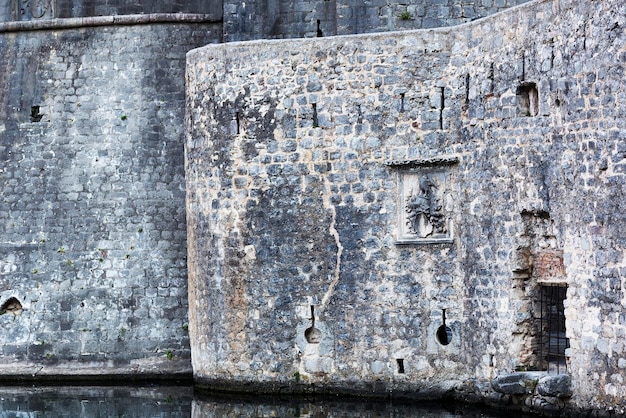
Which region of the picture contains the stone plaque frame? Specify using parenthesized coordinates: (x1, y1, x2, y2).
(387, 156, 458, 245)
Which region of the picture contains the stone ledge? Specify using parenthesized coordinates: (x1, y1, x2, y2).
(195, 377, 460, 400)
(537, 374, 573, 398)
(491, 372, 545, 395)
(0, 359, 193, 384)
(0, 14, 220, 33)
(491, 372, 572, 398)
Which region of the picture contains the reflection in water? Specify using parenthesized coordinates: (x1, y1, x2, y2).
(0, 386, 193, 417)
(0, 386, 535, 417)
(192, 393, 534, 418)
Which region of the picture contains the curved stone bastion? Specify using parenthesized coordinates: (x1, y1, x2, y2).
(185, 0, 626, 414)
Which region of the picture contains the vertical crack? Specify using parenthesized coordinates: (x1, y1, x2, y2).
(320, 182, 343, 310)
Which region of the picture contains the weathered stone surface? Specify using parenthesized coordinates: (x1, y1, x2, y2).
(537, 374, 573, 398)
(0, 15, 220, 373)
(186, 0, 626, 414)
(0, 0, 533, 384)
(491, 372, 542, 395)
(222, 0, 532, 42)
(0, 0, 221, 22)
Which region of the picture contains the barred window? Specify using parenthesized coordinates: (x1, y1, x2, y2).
(539, 284, 569, 373)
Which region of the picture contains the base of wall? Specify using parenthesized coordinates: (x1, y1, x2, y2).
(194, 377, 459, 400)
(194, 375, 610, 417)
(0, 359, 192, 384)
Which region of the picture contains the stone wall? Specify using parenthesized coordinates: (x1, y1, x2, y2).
(0, 17, 220, 375)
(223, 0, 531, 41)
(186, 0, 626, 413)
(0, 0, 221, 22)
(0, 0, 532, 381)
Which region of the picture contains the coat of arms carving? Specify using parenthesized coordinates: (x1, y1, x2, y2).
(395, 166, 454, 244)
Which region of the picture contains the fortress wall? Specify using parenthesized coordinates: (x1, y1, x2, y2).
(223, 0, 532, 42)
(0, 0, 222, 22)
(0, 20, 220, 375)
(187, 0, 626, 412)
(450, 0, 626, 409)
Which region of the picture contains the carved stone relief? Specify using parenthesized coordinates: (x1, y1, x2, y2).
(397, 169, 453, 243)
(13, 0, 55, 21)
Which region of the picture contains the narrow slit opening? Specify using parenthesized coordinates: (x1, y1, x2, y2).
(439, 87, 444, 130)
(396, 358, 405, 374)
(312, 103, 319, 128)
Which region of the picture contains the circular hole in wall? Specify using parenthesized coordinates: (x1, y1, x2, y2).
(436, 325, 452, 345)
(305, 326, 322, 344)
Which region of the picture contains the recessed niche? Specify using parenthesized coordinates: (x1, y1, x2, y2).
(0, 297, 22, 315)
(516, 82, 539, 117)
(30, 106, 43, 122)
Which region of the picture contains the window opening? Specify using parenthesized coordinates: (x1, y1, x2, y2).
(396, 358, 405, 374)
(539, 284, 569, 373)
(516, 82, 538, 117)
(30, 106, 43, 122)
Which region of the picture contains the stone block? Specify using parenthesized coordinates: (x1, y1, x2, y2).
(491, 372, 543, 394)
(537, 374, 573, 398)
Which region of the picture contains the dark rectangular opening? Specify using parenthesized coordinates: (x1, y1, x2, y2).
(396, 358, 405, 374)
(516, 82, 538, 117)
(30, 106, 43, 122)
(539, 284, 569, 373)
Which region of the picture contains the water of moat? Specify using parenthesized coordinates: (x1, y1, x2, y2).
(0, 385, 539, 417)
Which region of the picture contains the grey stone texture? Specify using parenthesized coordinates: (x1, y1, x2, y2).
(492, 372, 544, 395)
(0, 17, 221, 374)
(0, 0, 531, 383)
(537, 374, 573, 398)
(0, 0, 221, 22)
(222, 0, 532, 41)
(186, 0, 626, 414)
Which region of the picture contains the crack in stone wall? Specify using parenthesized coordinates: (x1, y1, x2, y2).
(187, 0, 626, 414)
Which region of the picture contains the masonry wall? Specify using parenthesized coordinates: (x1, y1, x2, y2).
(223, 0, 531, 41)
(187, 0, 626, 413)
(0, 0, 221, 22)
(0, 18, 220, 375)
